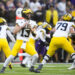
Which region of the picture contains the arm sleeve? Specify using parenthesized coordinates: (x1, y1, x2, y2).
(39, 29, 46, 42)
(6, 30, 16, 42)
(35, 32, 39, 40)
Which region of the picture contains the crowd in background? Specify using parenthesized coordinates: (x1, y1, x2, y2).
(0, 0, 75, 63)
(0, 0, 75, 25)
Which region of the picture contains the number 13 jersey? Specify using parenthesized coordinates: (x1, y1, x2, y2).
(53, 21, 75, 38)
(16, 19, 37, 41)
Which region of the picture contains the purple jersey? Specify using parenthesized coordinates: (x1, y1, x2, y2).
(35, 39, 47, 56)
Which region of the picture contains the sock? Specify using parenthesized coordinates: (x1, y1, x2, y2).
(31, 54, 38, 66)
(42, 59, 47, 65)
(42, 55, 50, 65)
(22, 56, 31, 65)
(27, 58, 32, 67)
(3, 55, 15, 67)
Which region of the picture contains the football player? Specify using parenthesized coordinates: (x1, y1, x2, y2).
(0, 17, 15, 69)
(20, 20, 38, 68)
(35, 22, 51, 62)
(0, 8, 40, 73)
(32, 10, 52, 62)
(36, 14, 75, 70)
(16, 8, 39, 71)
(20, 22, 50, 67)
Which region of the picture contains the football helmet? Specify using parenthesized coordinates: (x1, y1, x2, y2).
(22, 8, 32, 19)
(0, 17, 7, 25)
(62, 14, 72, 21)
(37, 22, 43, 26)
(32, 11, 44, 22)
(42, 22, 52, 30)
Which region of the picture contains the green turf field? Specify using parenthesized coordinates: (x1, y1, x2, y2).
(0, 63, 75, 75)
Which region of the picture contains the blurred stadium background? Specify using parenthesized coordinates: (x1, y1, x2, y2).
(0, 0, 75, 63)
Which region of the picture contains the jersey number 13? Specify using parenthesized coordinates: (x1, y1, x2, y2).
(21, 28, 30, 37)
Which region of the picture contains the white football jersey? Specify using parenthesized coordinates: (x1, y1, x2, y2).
(29, 20, 37, 40)
(35, 26, 46, 42)
(29, 20, 37, 28)
(53, 21, 75, 38)
(0, 25, 9, 38)
(16, 19, 37, 41)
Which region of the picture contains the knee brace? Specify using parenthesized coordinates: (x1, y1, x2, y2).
(44, 55, 50, 62)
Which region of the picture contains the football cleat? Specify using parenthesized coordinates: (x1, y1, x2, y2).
(20, 63, 26, 67)
(68, 66, 75, 70)
(0, 70, 4, 73)
(33, 69, 40, 73)
(36, 64, 43, 70)
(0, 67, 6, 73)
(9, 64, 12, 69)
(68, 63, 75, 70)
(29, 66, 40, 73)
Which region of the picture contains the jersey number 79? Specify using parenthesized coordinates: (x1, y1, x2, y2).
(56, 23, 68, 31)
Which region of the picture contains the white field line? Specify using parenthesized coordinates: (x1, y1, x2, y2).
(8, 65, 71, 68)
(0, 63, 71, 67)
(3, 71, 74, 75)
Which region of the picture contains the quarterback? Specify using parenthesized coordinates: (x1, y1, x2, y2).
(0, 8, 39, 73)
